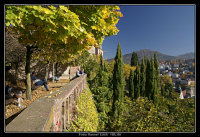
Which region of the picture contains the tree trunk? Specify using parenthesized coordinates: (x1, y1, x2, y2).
(69, 66, 71, 80)
(55, 62, 58, 77)
(45, 61, 49, 81)
(52, 62, 55, 83)
(25, 45, 32, 100)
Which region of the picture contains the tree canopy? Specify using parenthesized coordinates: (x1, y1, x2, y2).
(5, 5, 123, 99)
(6, 5, 123, 61)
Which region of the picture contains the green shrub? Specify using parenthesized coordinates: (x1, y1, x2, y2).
(66, 84, 99, 132)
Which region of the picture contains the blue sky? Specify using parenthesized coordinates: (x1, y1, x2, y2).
(102, 5, 195, 59)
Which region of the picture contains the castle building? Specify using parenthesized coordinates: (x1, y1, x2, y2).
(59, 45, 104, 80)
(88, 45, 104, 56)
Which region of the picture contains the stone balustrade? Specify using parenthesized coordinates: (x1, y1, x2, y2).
(6, 74, 87, 132)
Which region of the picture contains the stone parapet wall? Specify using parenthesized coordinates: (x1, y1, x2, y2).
(6, 74, 87, 132)
(59, 66, 80, 80)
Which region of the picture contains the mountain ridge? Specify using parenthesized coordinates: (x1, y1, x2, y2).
(106, 49, 194, 64)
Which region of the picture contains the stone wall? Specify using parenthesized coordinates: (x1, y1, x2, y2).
(6, 74, 87, 132)
(59, 66, 80, 80)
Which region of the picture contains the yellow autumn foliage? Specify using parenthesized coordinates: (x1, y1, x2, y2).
(124, 64, 136, 79)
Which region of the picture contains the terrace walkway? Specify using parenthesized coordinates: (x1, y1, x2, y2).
(6, 74, 87, 132)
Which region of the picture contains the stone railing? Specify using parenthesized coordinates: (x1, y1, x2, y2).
(6, 74, 87, 132)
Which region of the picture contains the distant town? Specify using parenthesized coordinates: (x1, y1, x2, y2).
(158, 59, 195, 99)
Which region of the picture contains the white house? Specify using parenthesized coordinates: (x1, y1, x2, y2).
(172, 73, 179, 78)
(188, 79, 195, 86)
(166, 71, 173, 77)
(159, 65, 165, 70)
(172, 67, 179, 71)
(164, 70, 169, 73)
(173, 64, 179, 68)
(189, 86, 195, 97)
(165, 65, 171, 70)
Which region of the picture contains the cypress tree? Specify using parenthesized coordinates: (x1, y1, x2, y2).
(131, 52, 139, 66)
(150, 56, 155, 101)
(145, 57, 155, 100)
(154, 52, 160, 88)
(100, 54, 104, 71)
(145, 58, 150, 98)
(140, 58, 146, 97)
(113, 42, 125, 103)
(129, 69, 134, 99)
(103, 62, 108, 72)
(134, 62, 140, 99)
(111, 42, 125, 130)
(97, 54, 104, 87)
(153, 52, 160, 106)
(144, 56, 148, 66)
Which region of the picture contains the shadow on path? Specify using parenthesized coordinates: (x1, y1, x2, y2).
(5, 109, 25, 126)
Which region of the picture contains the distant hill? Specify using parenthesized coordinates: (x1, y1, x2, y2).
(106, 49, 194, 64)
(176, 52, 195, 60)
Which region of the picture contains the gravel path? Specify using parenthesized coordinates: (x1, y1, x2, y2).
(5, 80, 69, 120)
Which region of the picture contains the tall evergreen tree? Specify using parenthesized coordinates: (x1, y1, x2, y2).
(100, 54, 104, 71)
(90, 54, 111, 131)
(145, 58, 150, 98)
(140, 58, 146, 97)
(111, 42, 125, 130)
(144, 56, 148, 66)
(112, 42, 125, 104)
(129, 69, 134, 99)
(150, 56, 156, 101)
(131, 52, 138, 66)
(134, 62, 140, 99)
(103, 62, 108, 72)
(144, 55, 159, 105)
(145, 57, 155, 100)
(154, 52, 160, 88)
(153, 52, 160, 106)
